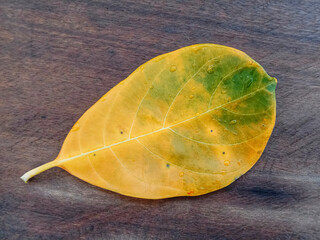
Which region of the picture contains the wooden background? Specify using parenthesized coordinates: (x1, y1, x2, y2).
(1, 0, 319, 239)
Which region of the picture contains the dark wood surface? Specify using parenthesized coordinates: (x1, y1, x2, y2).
(1, 1, 319, 239)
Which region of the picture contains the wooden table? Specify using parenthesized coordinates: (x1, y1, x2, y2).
(1, 1, 319, 239)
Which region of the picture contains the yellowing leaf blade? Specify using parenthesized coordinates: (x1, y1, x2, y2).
(21, 44, 277, 199)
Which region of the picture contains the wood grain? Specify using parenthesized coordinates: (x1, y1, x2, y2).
(1, 0, 319, 239)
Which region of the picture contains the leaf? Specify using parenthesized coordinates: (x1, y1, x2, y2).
(21, 44, 277, 199)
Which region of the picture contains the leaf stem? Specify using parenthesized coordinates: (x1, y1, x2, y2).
(20, 161, 57, 183)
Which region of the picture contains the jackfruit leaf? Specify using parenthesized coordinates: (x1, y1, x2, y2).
(21, 44, 277, 199)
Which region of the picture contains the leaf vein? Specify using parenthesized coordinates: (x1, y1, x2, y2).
(109, 148, 182, 192)
(207, 64, 247, 110)
(136, 139, 230, 176)
(221, 103, 274, 116)
(168, 125, 272, 146)
(162, 54, 226, 127)
(128, 61, 172, 138)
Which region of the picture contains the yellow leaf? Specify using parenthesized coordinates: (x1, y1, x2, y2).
(21, 44, 277, 199)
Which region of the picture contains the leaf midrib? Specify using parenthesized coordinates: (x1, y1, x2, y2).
(57, 82, 274, 165)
